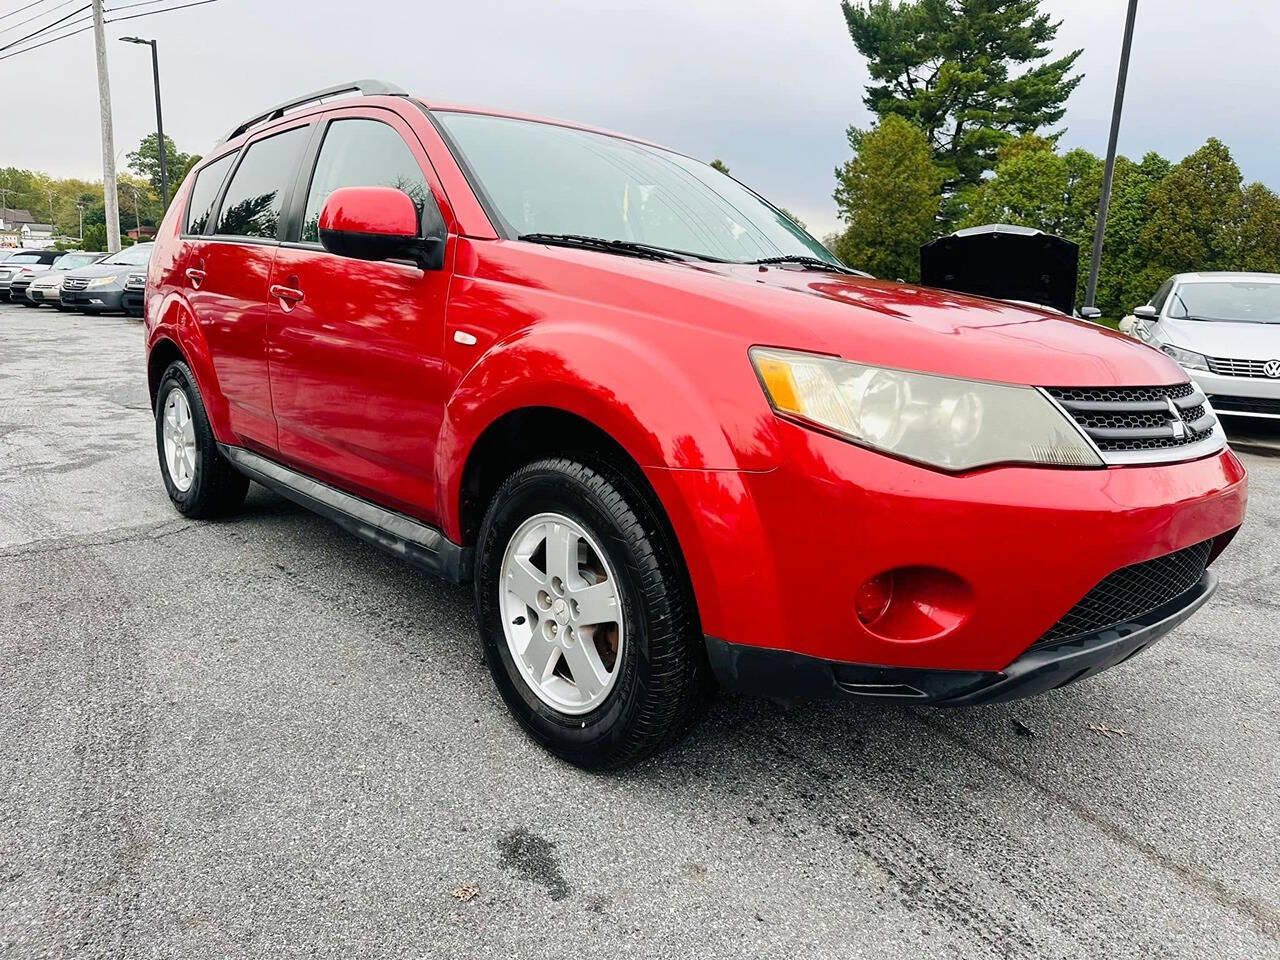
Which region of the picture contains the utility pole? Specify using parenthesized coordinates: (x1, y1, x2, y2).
(76, 202, 85, 241)
(1085, 0, 1140, 310)
(92, 0, 122, 253)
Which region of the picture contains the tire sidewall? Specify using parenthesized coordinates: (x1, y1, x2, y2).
(476, 464, 656, 761)
(155, 362, 212, 515)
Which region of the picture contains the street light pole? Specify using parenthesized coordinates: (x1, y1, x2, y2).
(121, 36, 169, 210)
(1085, 0, 1140, 311)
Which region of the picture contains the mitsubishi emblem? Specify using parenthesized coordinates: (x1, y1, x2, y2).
(1167, 397, 1188, 440)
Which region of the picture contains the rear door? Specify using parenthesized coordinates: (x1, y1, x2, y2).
(181, 123, 311, 452)
(266, 110, 455, 521)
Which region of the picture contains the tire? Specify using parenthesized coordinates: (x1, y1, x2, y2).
(19, 300, 38, 307)
(154, 360, 249, 518)
(475, 457, 708, 769)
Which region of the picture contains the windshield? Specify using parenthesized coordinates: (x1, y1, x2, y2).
(7, 252, 41, 264)
(1168, 281, 1280, 324)
(102, 245, 153, 266)
(52, 253, 97, 269)
(436, 111, 838, 266)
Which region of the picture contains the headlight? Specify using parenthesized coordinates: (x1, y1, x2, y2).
(750, 347, 1102, 471)
(85, 276, 121, 289)
(1159, 343, 1209, 372)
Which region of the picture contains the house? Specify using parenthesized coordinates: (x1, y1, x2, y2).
(19, 222, 54, 249)
(126, 226, 157, 241)
(0, 229, 20, 249)
(0, 207, 34, 232)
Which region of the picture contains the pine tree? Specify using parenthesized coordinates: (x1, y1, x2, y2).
(840, 0, 1082, 192)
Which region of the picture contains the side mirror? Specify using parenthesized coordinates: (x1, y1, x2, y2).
(1133, 304, 1158, 322)
(318, 186, 446, 271)
(1079, 306, 1102, 321)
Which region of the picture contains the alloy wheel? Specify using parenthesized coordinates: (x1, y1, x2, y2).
(499, 512, 624, 715)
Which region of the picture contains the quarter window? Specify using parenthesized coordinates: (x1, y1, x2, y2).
(300, 119, 437, 243)
(214, 126, 309, 240)
(185, 152, 237, 235)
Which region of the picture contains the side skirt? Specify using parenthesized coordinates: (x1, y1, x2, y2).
(219, 444, 472, 583)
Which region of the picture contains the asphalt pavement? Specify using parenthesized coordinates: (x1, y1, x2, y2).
(1, 303, 1277, 959)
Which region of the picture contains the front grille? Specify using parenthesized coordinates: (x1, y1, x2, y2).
(62, 277, 88, 291)
(1208, 394, 1280, 417)
(1037, 539, 1214, 646)
(1207, 356, 1278, 378)
(1045, 383, 1217, 453)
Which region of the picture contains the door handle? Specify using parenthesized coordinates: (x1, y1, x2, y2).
(270, 284, 304, 305)
(185, 267, 206, 288)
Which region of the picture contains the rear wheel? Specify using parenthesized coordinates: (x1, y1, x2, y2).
(154, 360, 248, 517)
(475, 457, 707, 769)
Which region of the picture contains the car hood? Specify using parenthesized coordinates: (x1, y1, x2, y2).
(688, 261, 1184, 387)
(63, 264, 138, 280)
(1157, 315, 1280, 360)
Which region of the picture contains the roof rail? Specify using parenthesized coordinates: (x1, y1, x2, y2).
(218, 79, 407, 145)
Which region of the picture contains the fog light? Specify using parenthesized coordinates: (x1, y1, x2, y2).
(856, 573, 895, 625)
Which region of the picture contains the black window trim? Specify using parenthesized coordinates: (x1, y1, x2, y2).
(279, 107, 446, 252)
(200, 120, 314, 246)
(181, 148, 239, 238)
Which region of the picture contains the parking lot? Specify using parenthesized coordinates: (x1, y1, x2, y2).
(0, 302, 1277, 958)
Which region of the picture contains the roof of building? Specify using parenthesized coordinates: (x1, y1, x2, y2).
(0, 207, 35, 224)
(23, 223, 53, 233)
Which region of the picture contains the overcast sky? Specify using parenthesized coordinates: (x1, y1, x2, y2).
(3, 0, 1278, 238)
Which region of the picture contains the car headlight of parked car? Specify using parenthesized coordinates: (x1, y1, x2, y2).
(85, 276, 122, 290)
(1158, 343, 1210, 372)
(750, 347, 1103, 471)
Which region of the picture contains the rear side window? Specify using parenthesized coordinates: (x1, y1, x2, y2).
(214, 126, 309, 240)
(300, 118, 438, 243)
(185, 152, 237, 235)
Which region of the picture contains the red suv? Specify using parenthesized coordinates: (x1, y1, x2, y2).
(144, 80, 1247, 767)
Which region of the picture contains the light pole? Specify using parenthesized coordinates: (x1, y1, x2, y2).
(120, 36, 169, 210)
(1085, 0, 1140, 311)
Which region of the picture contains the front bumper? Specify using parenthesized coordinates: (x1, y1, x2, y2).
(651, 419, 1247, 675)
(122, 287, 145, 312)
(60, 287, 124, 310)
(26, 285, 61, 304)
(707, 572, 1216, 704)
(1192, 370, 1280, 418)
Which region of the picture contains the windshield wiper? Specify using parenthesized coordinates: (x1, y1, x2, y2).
(519, 233, 725, 264)
(749, 254, 867, 276)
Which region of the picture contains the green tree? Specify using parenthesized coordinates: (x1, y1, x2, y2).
(840, 0, 1083, 193)
(1137, 139, 1243, 280)
(126, 133, 199, 202)
(832, 115, 943, 279)
(1235, 181, 1280, 274)
(709, 158, 731, 175)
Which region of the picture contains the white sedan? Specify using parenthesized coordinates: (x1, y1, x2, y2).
(1122, 272, 1280, 420)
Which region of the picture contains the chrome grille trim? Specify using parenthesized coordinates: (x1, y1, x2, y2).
(61, 277, 89, 291)
(1206, 356, 1277, 378)
(1039, 385, 1227, 466)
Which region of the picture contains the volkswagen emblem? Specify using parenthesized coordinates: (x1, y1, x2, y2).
(1264, 359, 1280, 379)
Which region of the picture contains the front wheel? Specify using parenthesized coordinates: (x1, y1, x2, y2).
(154, 360, 248, 518)
(475, 458, 707, 769)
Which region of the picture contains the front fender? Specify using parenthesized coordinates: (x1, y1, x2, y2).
(436, 323, 779, 537)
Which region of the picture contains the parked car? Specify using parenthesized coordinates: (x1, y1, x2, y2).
(1121, 272, 1280, 420)
(144, 80, 1247, 768)
(59, 243, 154, 314)
(18, 251, 108, 307)
(0, 249, 65, 302)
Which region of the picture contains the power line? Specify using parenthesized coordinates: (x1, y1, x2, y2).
(0, 17, 87, 60)
(0, 2, 86, 51)
(0, 0, 57, 24)
(109, 0, 222, 24)
(0, 0, 77, 35)
(0, 0, 222, 61)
